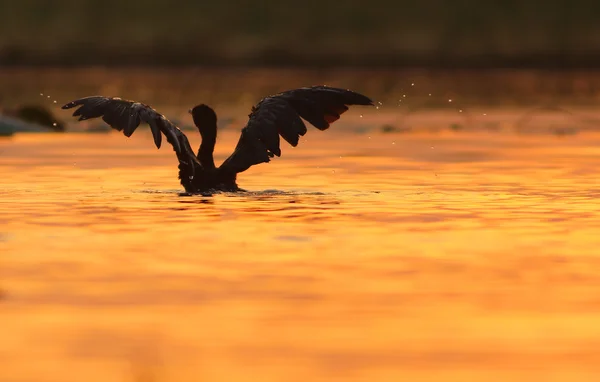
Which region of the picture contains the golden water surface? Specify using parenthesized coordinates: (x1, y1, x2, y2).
(2, 123, 600, 381)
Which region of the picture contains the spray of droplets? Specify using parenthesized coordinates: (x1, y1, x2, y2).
(41, 92, 60, 104)
(409, 81, 481, 122)
(40, 92, 62, 128)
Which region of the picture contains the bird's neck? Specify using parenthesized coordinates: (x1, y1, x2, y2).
(198, 132, 216, 169)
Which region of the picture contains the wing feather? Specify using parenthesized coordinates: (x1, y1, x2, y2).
(62, 96, 200, 191)
(219, 86, 373, 174)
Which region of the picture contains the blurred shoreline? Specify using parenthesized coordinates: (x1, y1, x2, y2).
(3, 1, 600, 68)
(2, 67, 600, 108)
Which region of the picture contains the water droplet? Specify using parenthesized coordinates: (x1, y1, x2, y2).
(483, 113, 487, 116)
(430, 146, 435, 149)
(360, 114, 363, 118)
(459, 109, 463, 113)
(47, 95, 50, 98)
(53, 100, 57, 104)
(375, 106, 379, 110)
(52, 122, 57, 127)
(402, 95, 406, 98)
(368, 136, 371, 139)
(448, 99, 452, 103)
(411, 83, 415, 86)
(392, 142, 396, 145)
(332, 170, 336, 174)
(40, 93, 44, 96)
(377, 101, 383, 105)
(428, 93, 432, 96)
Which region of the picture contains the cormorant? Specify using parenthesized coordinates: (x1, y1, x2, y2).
(62, 86, 373, 193)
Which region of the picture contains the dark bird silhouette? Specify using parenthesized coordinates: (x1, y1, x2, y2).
(62, 86, 373, 193)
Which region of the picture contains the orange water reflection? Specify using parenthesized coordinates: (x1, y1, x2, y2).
(2, 129, 600, 381)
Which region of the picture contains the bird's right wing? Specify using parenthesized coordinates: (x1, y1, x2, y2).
(62, 96, 201, 190)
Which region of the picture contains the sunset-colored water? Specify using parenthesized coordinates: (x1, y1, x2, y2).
(3, 116, 600, 381)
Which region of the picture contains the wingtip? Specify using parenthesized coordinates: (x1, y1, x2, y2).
(341, 89, 375, 106)
(148, 121, 162, 150)
(358, 94, 376, 106)
(153, 132, 162, 149)
(351, 97, 375, 107)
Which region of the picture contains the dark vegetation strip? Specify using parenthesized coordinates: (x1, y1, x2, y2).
(2, 1, 600, 67)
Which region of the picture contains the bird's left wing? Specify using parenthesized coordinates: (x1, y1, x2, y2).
(219, 86, 373, 174)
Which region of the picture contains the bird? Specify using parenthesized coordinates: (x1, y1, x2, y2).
(62, 86, 373, 193)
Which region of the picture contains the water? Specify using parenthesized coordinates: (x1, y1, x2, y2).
(2, 122, 600, 381)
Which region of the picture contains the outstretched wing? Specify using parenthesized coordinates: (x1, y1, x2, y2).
(219, 86, 373, 174)
(62, 96, 201, 190)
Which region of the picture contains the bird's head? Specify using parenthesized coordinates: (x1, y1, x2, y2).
(189, 104, 217, 129)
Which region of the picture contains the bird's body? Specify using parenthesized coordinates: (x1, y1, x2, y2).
(62, 86, 373, 193)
